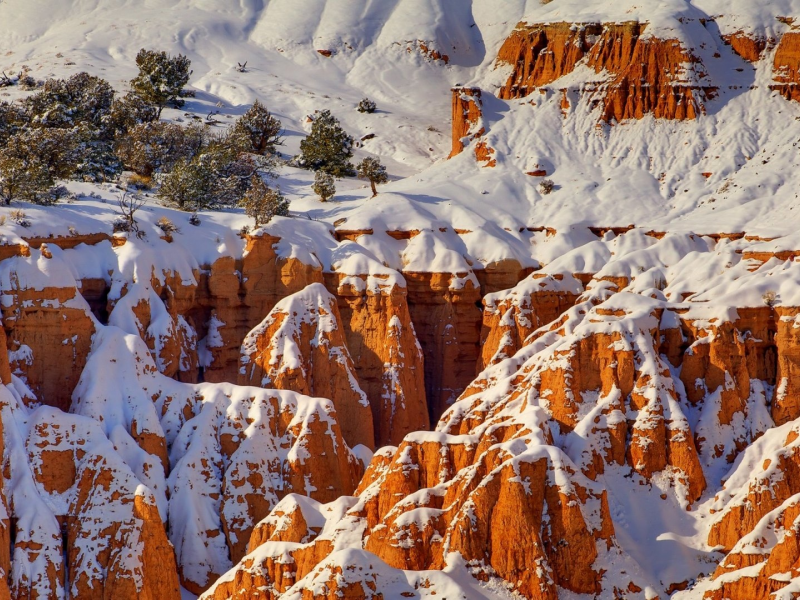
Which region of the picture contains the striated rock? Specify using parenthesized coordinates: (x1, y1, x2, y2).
(708, 422, 800, 553)
(201, 232, 324, 383)
(706, 493, 800, 600)
(479, 272, 582, 371)
(449, 87, 495, 165)
(772, 31, 800, 102)
(239, 282, 375, 450)
(0, 247, 96, 411)
(3, 393, 180, 600)
(404, 271, 482, 420)
(723, 31, 767, 62)
(325, 270, 429, 447)
(497, 21, 600, 96)
(497, 21, 711, 121)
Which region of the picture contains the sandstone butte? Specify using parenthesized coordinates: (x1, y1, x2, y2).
(2, 13, 800, 600)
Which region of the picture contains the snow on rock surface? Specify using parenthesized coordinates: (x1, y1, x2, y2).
(3, 0, 800, 598)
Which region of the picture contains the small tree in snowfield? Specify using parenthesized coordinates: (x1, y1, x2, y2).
(356, 157, 388, 197)
(312, 170, 336, 202)
(130, 49, 192, 117)
(232, 100, 283, 155)
(298, 109, 355, 177)
(239, 175, 289, 227)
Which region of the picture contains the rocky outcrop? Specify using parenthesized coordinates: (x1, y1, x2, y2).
(449, 87, 495, 165)
(723, 31, 767, 62)
(0, 247, 96, 411)
(3, 397, 180, 600)
(478, 272, 582, 370)
(239, 283, 375, 450)
(704, 424, 800, 599)
(200, 232, 324, 383)
(772, 31, 800, 102)
(497, 21, 711, 121)
(325, 270, 429, 447)
(404, 271, 482, 420)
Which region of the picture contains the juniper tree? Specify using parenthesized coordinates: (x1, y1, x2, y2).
(312, 170, 335, 202)
(115, 121, 204, 177)
(106, 92, 158, 137)
(298, 109, 355, 177)
(239, 175, 288, 227)
(356, 157, 388, 197)
(25, 72, 115, 131)
(232, 100, 283, 155)
(130, 49, 192, 117)
(357, 98, 376, 114)
(157, 158, 216, 211)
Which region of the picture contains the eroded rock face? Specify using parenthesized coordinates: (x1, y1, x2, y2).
(449, 87, 495, 166)
(239, 282, 375, 450)
(3, 396, 180, 600)
(325, 272, 429, 447)
(773, 31, 800, 102)
(703, 425, 800, 599)
(497, 21, 711, 121)
(0, 248, 96, 411)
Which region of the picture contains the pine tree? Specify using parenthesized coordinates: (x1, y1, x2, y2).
(312, 170, 335, 202)
(356, 157, 388, 197)
(239, 175, 289, 227)
(130, 49, 192, 118)
(298, 109, 355, 177)
(232, 100, 283, 154)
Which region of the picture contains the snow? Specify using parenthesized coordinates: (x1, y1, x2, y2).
(2, 0, 800, 597)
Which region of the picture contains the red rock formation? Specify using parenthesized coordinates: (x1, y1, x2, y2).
(478, 273, 582, 371)
(497, 21, 710, 121)
(404, 271, 482, 419)
(497, 22, 601, 96)
(5, 402, 180, 600)
(449, 87, 495, 165)
(0, 248, 96, 411)
(706, 493, 800, 600)
(325, 272, 429, 447)
(723, 31, 767, 62)
(200, 233, 324, 383)
(238, 282, 375, 450)
(772, 31, 800, 102)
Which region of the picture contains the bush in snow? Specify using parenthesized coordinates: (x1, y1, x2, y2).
(188, 212, 201, 226)
(114, 191, 146, 236)
(539, 178, 555, 194)
(357, 98, 377, 114)
(763, 291, 777, 307)
(130, 49, 193, 117)
(356, 156, 388, 197)
(0, 101, 28, 145)
(157, 216, 180, 235)
(115, 121, 204, 177)
(312, 170, 336, 202)
(231, 100, 283, 155)
(298, 109, 355, 177)
(8, 209, 30, 227)
(238, 175, 289, 227)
